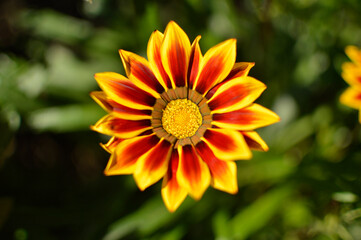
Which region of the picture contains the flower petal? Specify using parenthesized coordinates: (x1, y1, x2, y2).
(90, 91, 113, 112)
(340, 87, 361, 109)
(176, 145, 210, 200)
(91, 91, 152, 120)
(342, 62, 361, 89)
(100, 137, 123, 153)
(201, 128, 252, 161)
(196, 141, 238, 194)
(161, 149, 188, 212)
(94, 72, 156, 110)
(91, 114, 152, 138)
(193, 39, 236, 95)
(119, 49, 165, 97)
(225, 62, 255, 80)
(242, 131, 269, 151)
(134, 138, 173, 191)
(207, 76, 266, 114)
(212, 104, 280, 131)
(345, 45, 361, 65)
(161, 21, 191, 88)
(205, 62, 255, 100)
(104, 134, 159, 175)
(188, 35, 203, 89)
(147, 30, 173, 90)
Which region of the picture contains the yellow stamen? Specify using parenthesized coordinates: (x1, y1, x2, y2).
(162, 99, 202, 139)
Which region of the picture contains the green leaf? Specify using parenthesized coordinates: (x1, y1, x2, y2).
(230, 185, 293, 239)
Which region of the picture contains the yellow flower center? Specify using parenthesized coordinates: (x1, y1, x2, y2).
(162, 99, 202, 139)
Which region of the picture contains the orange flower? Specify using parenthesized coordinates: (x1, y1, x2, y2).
(340, 46, 361, 123)
(91, 21, 280, 212)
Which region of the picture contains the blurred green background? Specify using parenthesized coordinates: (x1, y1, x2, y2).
(1, 0, 361, 239)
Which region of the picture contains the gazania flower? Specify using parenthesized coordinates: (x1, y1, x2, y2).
(340, 46, 361, 123)
(91, 21, 280, 212)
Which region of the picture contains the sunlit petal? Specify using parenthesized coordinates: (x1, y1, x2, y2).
(147, 30, 173, 90)
(134, 138, 173, 191)
(345, 45, 361, 66)
(176, 145, 211, 200)
(188, 36, 203, 89)
(119, 49, 164, 97)
(91, 114, 152, 138)
(161, 149, 188, 212)
(340, 87, 361, 109)
(212, 104, 280, 131)
(196, 141, 238, 194)
(100, 136, 123, 153)
(207, 76, 266, 114)
(342, 62, 361, 89)
(95, 72, 155, 110)
(242, 131, 269, 151)
(201, 128, 252, 161)
(104, 134, 159, 175)
(161, 21, 191, 88)
(193, 39, 236, 95)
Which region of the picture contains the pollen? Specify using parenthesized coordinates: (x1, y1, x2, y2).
(162, 99, 202, 139)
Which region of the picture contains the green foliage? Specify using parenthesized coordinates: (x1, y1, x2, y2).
(1, 0, 361, 239)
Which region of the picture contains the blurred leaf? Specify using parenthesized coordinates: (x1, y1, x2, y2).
(28, 104, 104, 132)
(282, 199, 313, 228)
(332, 192, 358, 203)
(19, 10, 92, 44)
(238, 154, 296, 186)
(213, 210, 232, 240)
(103, 197, 188, 240)
(230, 185, 293, 239)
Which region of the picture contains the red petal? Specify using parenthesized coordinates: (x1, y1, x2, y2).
(95, 72, 156, 110)
(161, 149, 188, 212)
(176, 145, 210, 200)
(100, 137, 123, 153)
(120, 50, 165, 96)
(104, 134, 159, 175)
(134, 139, 173, 190)
(188, 36, 202, 89)
(147, 30, 173, 90)
(207, 76, 266, 114)
(242, 131, 269, 151)
(193, 39, 236, 95)
(161, 21, 191, 88)
(201, 128, 252, 161)
(91, 114, 152, 138)
(212, 104, 280, 131)
(196, 141, 238, 194)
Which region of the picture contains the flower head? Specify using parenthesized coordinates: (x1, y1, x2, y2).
(91, 21, 280, 212)
(340, 46, 361, 123)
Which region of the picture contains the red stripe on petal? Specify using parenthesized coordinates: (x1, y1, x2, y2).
(95, 72, 156, 110)
(161, 21, 191, 88)
(225, 62, 255, 81)
(194, 39, 236, 95)
(161, 149, 188, 212)
(120, 50, 165, 95)
(101, 137, 123, 153)
(176, 145, 210, 200)
(104, 134, 159, 175)
(212, 104, 280, 131)
(207, 76, 266, 114)
(147, 30, 173, 89)
(196, 141, 238, 194)
(202, 128, 252, 161)
(92, 114, 152, 138)
(134, 139, 172, 190)
(242, 131, 269, 152)
(188, 36, 202, 89)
